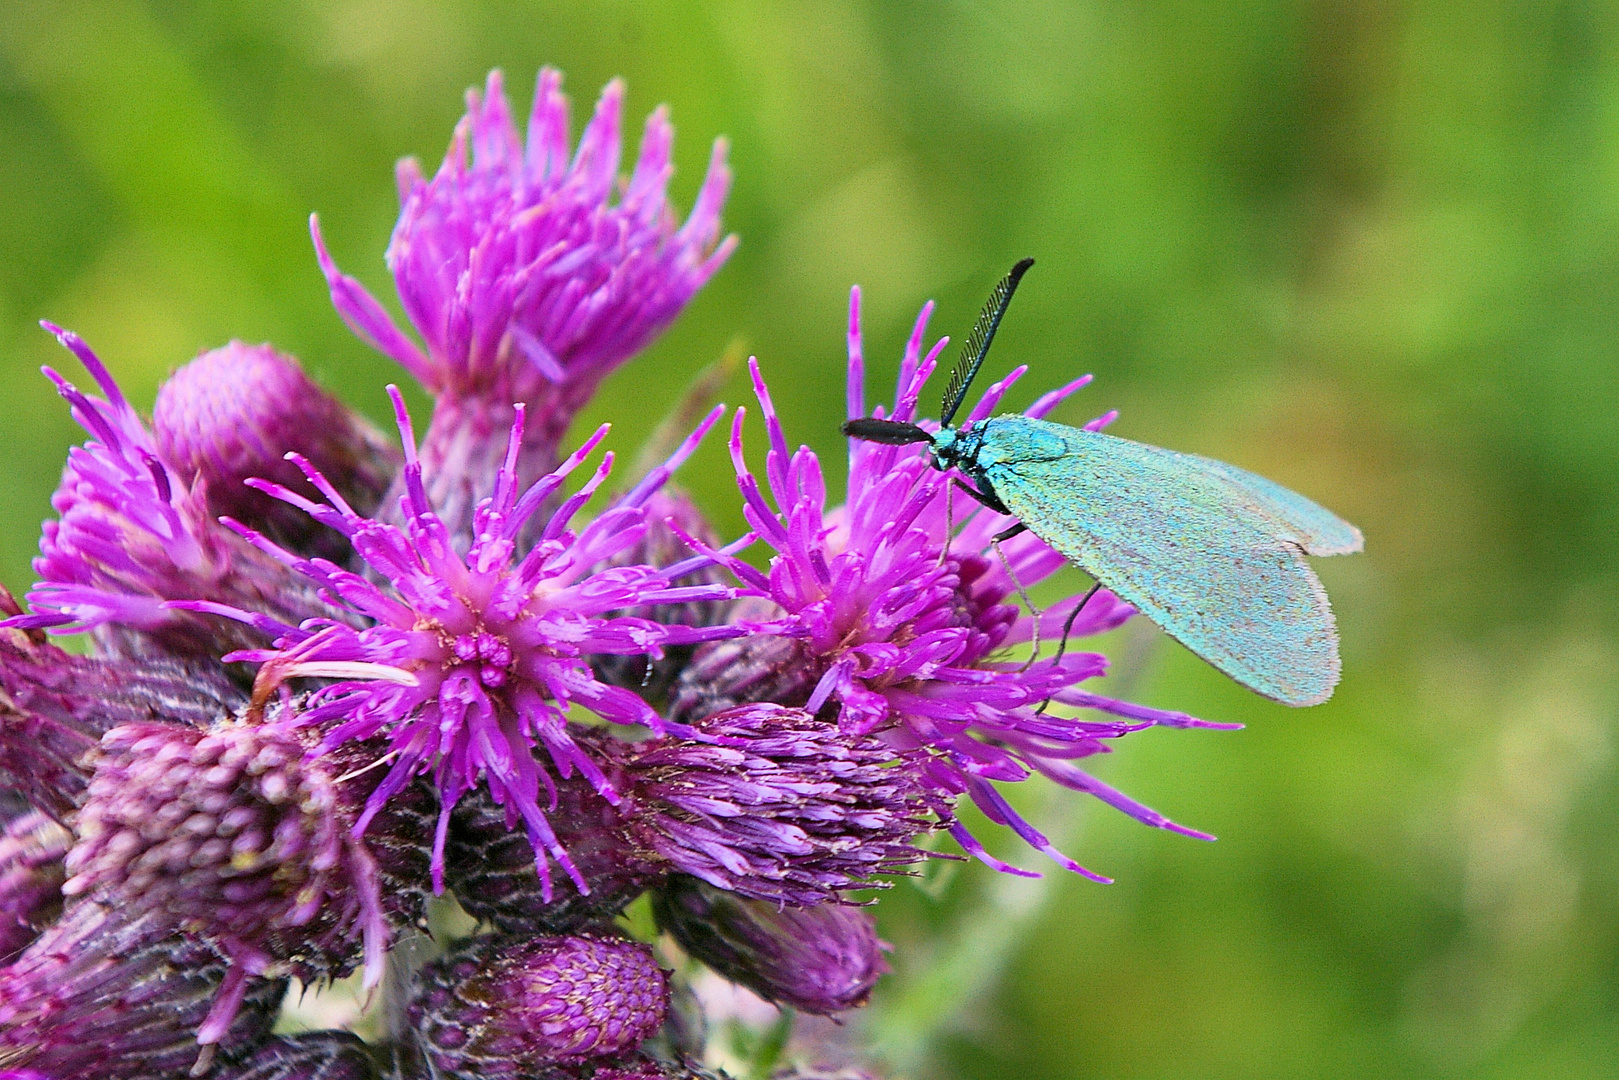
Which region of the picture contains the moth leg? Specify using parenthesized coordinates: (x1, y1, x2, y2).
(990, 536, 1043, 670)
(1035, 581, 1103, 715)
(953, 478, 1011, 515)
(993, 521, 1028, 543)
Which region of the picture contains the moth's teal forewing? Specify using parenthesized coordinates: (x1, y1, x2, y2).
(1171, 451, 1364, 557)
(970, 415, 1357, 707)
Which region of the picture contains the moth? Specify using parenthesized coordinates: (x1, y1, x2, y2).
(843, 259, 1363, 706)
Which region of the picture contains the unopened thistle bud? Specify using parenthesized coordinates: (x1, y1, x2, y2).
(652, 877, 888, 1015)
(9, 327, 335, 659)
(407, 934, 668, 1077)
(62, 720, 391, 1046)
(620, 705, 935, 906)
(152, 342, 397, 562)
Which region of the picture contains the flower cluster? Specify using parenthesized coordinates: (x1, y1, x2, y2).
(0, 67, 1242, 1080)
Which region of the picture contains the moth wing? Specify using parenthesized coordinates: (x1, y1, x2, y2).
(1171, 452, 1363, 556)
(982, 424, 1342, 706)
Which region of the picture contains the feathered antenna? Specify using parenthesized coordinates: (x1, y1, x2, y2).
(939, 257, 1034, 427)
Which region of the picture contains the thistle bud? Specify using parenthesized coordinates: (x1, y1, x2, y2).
(620, 705, 934, 906)
(152, 343, 397, 562)
(653, 878, 888, 1015)
(408, 934, 668, 1077)
(13, 327, 338, 659)
(62, 720, 393, 1044)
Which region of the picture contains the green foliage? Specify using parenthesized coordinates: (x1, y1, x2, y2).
(3, 2, 1617, 1077)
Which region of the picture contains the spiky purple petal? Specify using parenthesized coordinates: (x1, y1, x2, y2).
(9, 327, 337, 658)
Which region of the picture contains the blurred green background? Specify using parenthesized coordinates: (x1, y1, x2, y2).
(3, 1, 1618, 1077)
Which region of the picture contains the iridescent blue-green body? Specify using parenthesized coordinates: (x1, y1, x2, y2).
(930, 415, 1362, 706)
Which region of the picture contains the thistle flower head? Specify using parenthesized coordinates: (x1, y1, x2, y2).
(689, 292, 1237, 880)
(313, 68, 734, 408)
(408, 933, 667, 1076)
(62, 719, 388, 1045)
(8, 326, 330, 657)
(151, 341, 397, 561)
(653, 877, 889, 1015)
(619, 704, 934, 905)
(205, 390, 741, 896)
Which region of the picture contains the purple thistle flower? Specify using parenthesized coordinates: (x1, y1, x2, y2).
(151, 342, 398, 563)
(0, 610, 245, 821)
(321, 67, 734, 402)
(61, 719, 391, 1048)
(407, 933, 667, 1076)
(653, 877, 889, 1015)
(682, 290, 1239, 882)
(198, 390, 742, 897)
(617, 704, 934, 905)
(0, 902, 285, 1079)
(214, 1032, 379, 1080)
(447, 705, 933, 926)
(8, 326, 335, 659)
(0, 810, 71, 959)
(312, 69, 734, 532)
